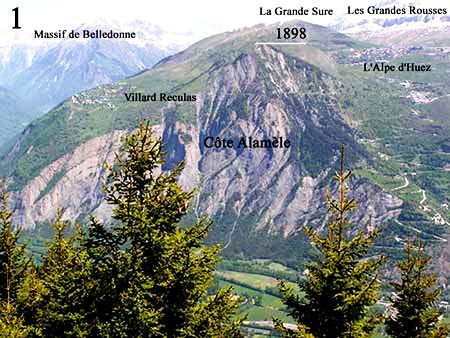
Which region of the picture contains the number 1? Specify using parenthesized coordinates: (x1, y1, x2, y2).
(12, 7, 21, 29)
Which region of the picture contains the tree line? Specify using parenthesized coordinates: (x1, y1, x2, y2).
(0, 123, 447, 337)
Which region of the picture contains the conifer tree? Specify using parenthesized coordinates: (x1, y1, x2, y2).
(0, 181, 31, 337)
(276, 145, 384, 338)
(96, 121, 243, 337)
(35, 210, 91, 337)
(385, 238, 449, 338)
(18, 265, 45, 337)
(36, 122, 243, 337)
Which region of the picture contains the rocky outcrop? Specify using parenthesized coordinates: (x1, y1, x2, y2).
(8, 43, 403, 256)
(12, 131, 126, 227)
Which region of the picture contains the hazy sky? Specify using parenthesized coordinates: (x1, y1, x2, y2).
(0, 0, 449, 43)
(0, 0, 344, 33)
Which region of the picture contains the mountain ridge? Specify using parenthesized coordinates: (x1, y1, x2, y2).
(0, 21, 414, 262)
(0, 20, 208, 146)
(1, 20, 450, 269)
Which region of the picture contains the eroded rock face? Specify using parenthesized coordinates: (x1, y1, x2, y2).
(10, 46, 403, 253)
(190, 46, 403, 242)
(11, 120, 402, 240)
(12, 130, 126, 227)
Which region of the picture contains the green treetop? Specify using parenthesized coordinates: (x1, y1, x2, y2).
(276, 145, 384, 338)
(385, 238, 449, 338)
(34, 122, 243, 337)
(0, 181, 31, 337)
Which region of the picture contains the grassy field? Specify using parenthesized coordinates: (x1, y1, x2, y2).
(216, 271, 281, 290)
(217, 279, 290, 322)
(215, 260, 299, 336)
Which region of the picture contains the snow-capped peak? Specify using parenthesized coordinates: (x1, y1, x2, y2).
(330, 0, 450, 33)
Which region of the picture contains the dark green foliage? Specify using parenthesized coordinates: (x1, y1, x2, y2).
(385, 239, 449, 338)
(98, 122, 243, 337)
(31, 122, 243, 337)
(33, 211, 92, 337)
(276, 146, 384, 338)
(0, 181, 31, 336)
(0, 182, 29, 305)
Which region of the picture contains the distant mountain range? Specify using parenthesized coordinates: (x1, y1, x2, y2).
(9, 38, 166, 112)
(4, 1, 447, 150)
(0, 86, 33, 152)
(331, 0, 450, 33)
(330, 0, 450, 46)
(0, 20, 207, 146)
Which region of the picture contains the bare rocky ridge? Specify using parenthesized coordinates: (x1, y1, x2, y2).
(12, 131, 126, 227)
(9, 44, 403, 254)
(11, 119, 402, 241)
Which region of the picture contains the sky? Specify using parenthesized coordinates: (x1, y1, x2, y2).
(0, 0, 352, 31)
(0, 0, 449, 44)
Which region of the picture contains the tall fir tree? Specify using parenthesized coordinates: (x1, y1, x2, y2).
(0, 181, 31, 337)
(99, 121, 243, 337)
(385, 238, 449, 338)
(34, 210, 92, 337)
(276, 145, 384, 338)
(34, 122, 243, 337)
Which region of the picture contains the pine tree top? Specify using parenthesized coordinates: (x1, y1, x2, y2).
(278, 145, 384, 338)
